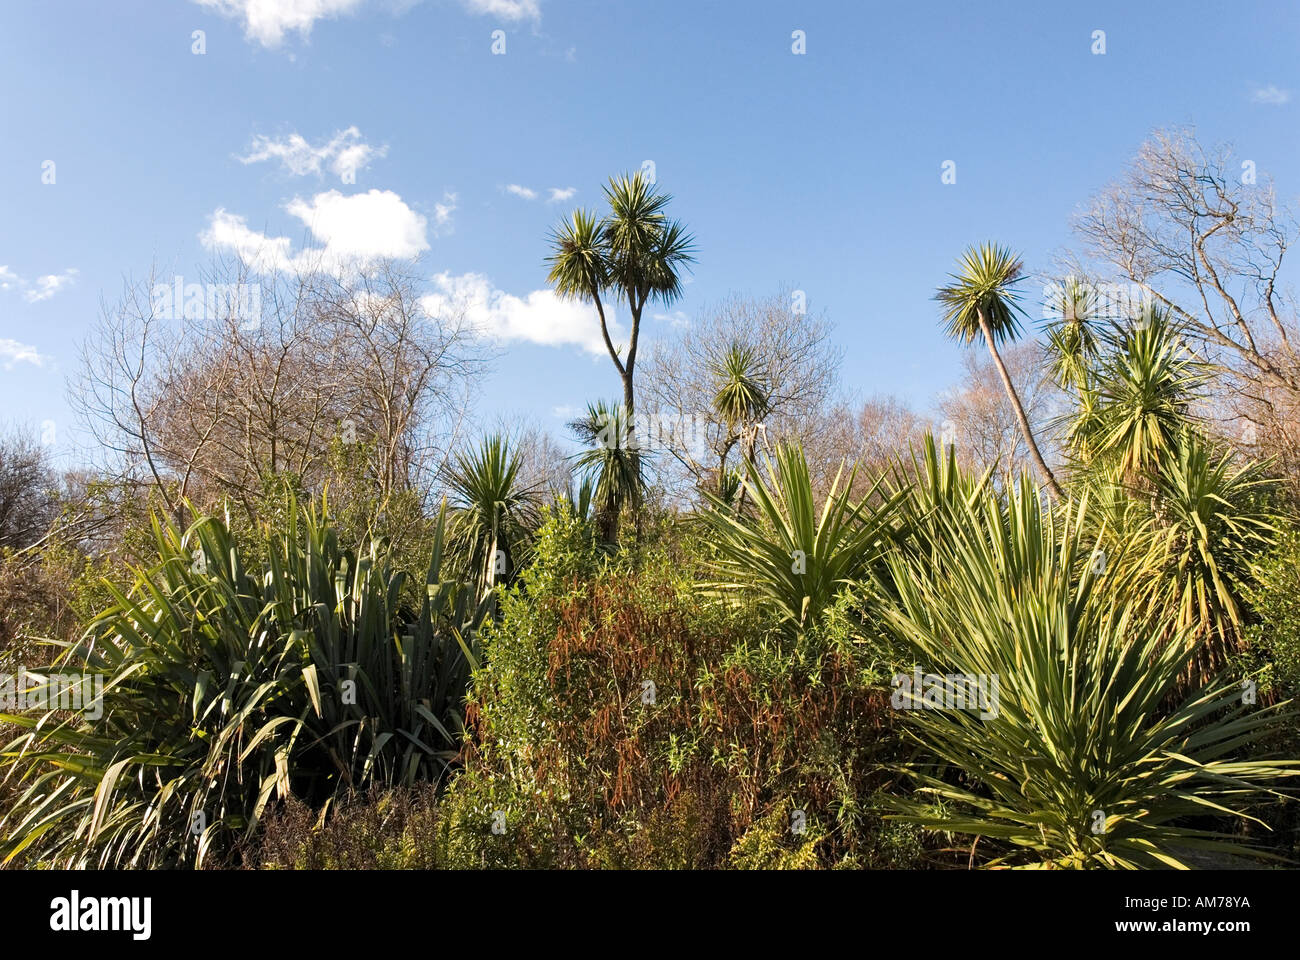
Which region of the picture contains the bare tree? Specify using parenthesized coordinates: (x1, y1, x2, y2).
(639, 290, 842, 500)
(71, 256, 486, 522)
(801, 395, 932, 499)
(937, 341, 1062, 481)
(0, 428, 60, 551)
(1074, 127, 1300, 490)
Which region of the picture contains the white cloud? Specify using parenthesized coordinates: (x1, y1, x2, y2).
(462, 0, 540, 21)
(201, 209, 297, 272)
(654, 310, 689, 328)
(287, 189, 430, 258)
(24, 269, 78, 303)
(1252, 85, 1291, 105)
(202, 188, 431, 273)
(239, 127, 387, 181)
(194, 0, 367, 46)
(0, 266, 20, 291)
(504, 184, 576, 203)
(431, 192, 457, 236)
(0, 338, 47, 369)
(421, 271, 624, 355)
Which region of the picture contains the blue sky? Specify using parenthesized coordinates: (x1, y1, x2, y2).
(1, 0, 1297, 462)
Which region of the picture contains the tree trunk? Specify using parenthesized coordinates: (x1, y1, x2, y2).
(977, 309, 1065, 499)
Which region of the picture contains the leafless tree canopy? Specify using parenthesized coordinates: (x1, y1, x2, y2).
(0, 429, 59, 552)
(937, 341, 1063, 482)
(70, 257, 486, 520)
(799, 395, 932, 499)
(1074, 127, 1300, 487)
(639, 290, 842, 499)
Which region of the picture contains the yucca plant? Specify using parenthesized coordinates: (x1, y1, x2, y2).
(0, 500, 486, 868)
(883, 433, 993, 574)
(1043, 276, 1101, 393)
(445, 434, 540, 597)
(871, 476, 1298, 868)
(569, 400, 645, 543)
(1150, 434, 1279, 657)
(698, 442, 907, 639)
(709, 341, 771, 511)
(1081, 306, 1209, 485)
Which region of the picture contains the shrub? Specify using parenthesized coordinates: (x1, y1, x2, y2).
(0, 500, 482, 868)
(1243, 529, 1300, 699)
(871, 474, 1300, 868)
(438, 506, 922, 869)
(248, 785, 443, 870)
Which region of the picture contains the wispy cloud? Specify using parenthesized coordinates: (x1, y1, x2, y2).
(25, 269, 79, 302)
(504, 184, 577, 203)
(193, 0, 367, 47)
(239, 127, 387, 182)
(1252, 84, 1291, 105)
(654, 310, 689, 328)
(0, 338, 48, 369)
(432, 192, 457, 236)
(0, 265, 79, 302)
(462, 0, 540, 21)
(194, 0, 541, 46)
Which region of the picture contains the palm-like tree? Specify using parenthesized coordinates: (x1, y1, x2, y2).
(1045, 276, 1101, 393)
(936, 243, 1064, 499)
(546, 172, 695, 423)
(1088, 306, 1208, 486)
(569, 399, 645, 543)
(544, 207, 617, 383)
(445, 434, 539, 597)
(709, 341, 771, 498)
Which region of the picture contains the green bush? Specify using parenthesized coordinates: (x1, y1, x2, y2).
(1244, 529, 1300, 699)
(0, 500, 483, 868)
(871, 474, 1300, 868)
(437, 505, 924, 869)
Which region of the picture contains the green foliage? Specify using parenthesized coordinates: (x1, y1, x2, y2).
(1244, 529, 1300, 698)
(728, 798, 823, 869)
(698, 442, 906, 640)
(438, 506, 919, 869)
(1064, 307, 1209, 482)
(445, 434, 540, 595)
(871, 473, 1299, 868)
(1151, 435, 1279, 652)
(0, 500, 484, 868)
(934, 243, 1028, 346)
(710, 341, 770, 431)
(569, 400, 645, 542)
(1043, 277, 1102, 392)
(600, 172, 696, 309)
